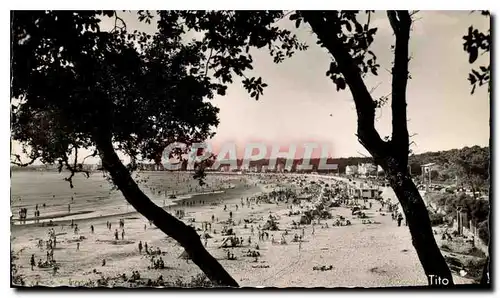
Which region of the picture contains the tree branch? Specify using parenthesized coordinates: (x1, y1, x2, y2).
(60, 145, 91, 188)
(204, 48, 213, 77)
(387, 11, 411, 169)
(111, 12, 127, 33)
(10, 154, 38, 167)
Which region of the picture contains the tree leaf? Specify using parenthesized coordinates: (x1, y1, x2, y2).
(295, 19, 302, 28)
(469, 47, 479, 63)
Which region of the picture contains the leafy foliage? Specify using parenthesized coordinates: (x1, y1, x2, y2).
(463, 11, 490, 94)
(11, 11, 307, 186)
(429, 192, 489, 223)
(428, 192, 489, 243)
(156, 11, 307, 100)
(13, 11, 220, 171)
(408, 146, 489, 187)
(477, 220, 489, 244)
(429, 213, 445, 226)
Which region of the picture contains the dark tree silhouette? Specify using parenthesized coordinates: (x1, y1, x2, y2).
(451, 146, 490, 197)
(10, 10, 306, 287)
(294, 10, 454, 286)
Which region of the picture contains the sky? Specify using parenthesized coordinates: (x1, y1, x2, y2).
(206, 11, 490, 158)
(11, 11, 491, 162)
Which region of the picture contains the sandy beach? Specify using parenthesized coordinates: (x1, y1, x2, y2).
(11, 171, 474, 287)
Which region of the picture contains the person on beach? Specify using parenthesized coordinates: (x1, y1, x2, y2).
(30, 254, 35, 270)
(68, 204, 71, 213)
(52, 263, 59, 275)
(145, 242, 149, 254)
(76, 242, 80, 251)
(397, 213, 403, 227)
(138, 241, 143, 254)
(114, 229, 119, 240)
(121, 229, 125, 240)
(91, 225, 94, 233)
(211, 214, 215, 222)
(144, 224, 147, 231)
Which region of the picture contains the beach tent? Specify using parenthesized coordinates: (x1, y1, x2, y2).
(220, 237, 230, 247)
(299, 214, 312, 225)
(178, 250, 191, 260)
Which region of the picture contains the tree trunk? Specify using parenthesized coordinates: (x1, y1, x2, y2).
(93, 132, 239, 287)
(385, 163, 454, 286)
(480, 255, 490, 285)
(301, 11, 455, 287)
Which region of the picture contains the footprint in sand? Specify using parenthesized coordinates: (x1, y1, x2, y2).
(369, 267, 388, 274)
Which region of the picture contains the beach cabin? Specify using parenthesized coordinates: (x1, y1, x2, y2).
(360, 188, 379, 199)
(350, 187, 379, 200)
(347, 182, 380, 201)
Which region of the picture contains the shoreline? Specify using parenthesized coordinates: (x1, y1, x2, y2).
(11, 181, 262, 231)
(10, 172, 480, 287)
